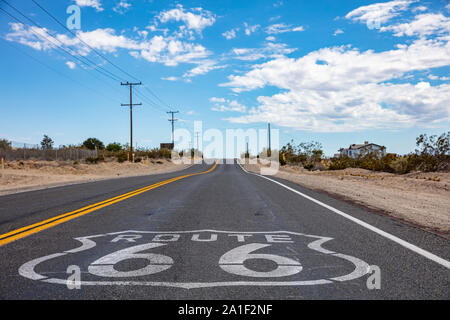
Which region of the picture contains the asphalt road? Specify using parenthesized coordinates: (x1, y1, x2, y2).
(0, 161, 448, 299)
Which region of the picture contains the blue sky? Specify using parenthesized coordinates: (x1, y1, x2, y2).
(0, 0, 449, 156)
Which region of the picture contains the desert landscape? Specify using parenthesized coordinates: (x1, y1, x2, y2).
(0, 159, 191, 196)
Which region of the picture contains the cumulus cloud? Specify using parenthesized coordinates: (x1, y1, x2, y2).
(113, 0, 131, 14)
(333, 29, 344, 36)
(345, 0, 413, 24)
(244, 23, 260, 36)
(157, 5, 215, 35)
(380, 13, 450, 38)
(74, 0, 103, 12)
(66, 61, 76, 69)
(5, 22, 217, 77)
(222, 28, 238, 40)
(210, 97, 246, 112)
(221, 38, 450, 131)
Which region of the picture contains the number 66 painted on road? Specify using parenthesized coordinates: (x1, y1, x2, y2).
(88, 243, 302, 278)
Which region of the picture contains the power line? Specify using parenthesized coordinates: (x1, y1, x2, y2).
(133, 87, 169, 113)
(30, 0, 141, 83)
(0, 6, 122, 83)
(1, 39, 121, 103)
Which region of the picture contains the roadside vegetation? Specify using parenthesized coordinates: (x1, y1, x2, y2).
(0, 135, 176, 164)
(279, 132, 449, 174)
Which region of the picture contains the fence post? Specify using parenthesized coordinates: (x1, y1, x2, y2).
(1, 157, 4, 178)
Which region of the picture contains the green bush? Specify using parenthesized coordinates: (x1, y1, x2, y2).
(82, 138, 105, 150)
(0, 139, 12, 150)
(106, 142, 122, 152)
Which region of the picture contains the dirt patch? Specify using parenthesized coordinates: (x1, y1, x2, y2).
(243, 162, 450, 237)
(0, 159, 191, 196)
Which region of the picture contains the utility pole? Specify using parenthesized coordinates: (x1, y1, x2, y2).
(121, 81, 142, 162)
(167, 111, 179, 146)
(268, 123, 271, 153)
(195, 131, 200, 150)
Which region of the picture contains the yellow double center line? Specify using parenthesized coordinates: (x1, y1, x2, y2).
(0, 162, 218, 247)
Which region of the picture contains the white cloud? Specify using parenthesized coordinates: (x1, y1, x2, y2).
(273, 1, 283, 8)
(333, 28, 344, 36)
(380, 13, 450, 38)
(345, 0, 413, 24)
(244, 23, 260, 36)
(183, 60, 224, 78)
(113, 0, 131, 14)
(210, 98, 246, 112)
(157, 5, 215, 35)
(6, 22, 217, 77)
(74, 0, 103, 12)
(66, 61, 76, 69)
(412, 5, 427, 13)
(230, 42, 296, 61)
(265, 23, 304, 34)
(223, 28, 238, 40)
(221, 38, 450, 131)
(209, 97, 226, 103)
(161, 76, 179, 81)
(266, 36, 276, 41)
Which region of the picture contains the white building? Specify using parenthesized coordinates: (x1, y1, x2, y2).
(339, 141, 386, 158)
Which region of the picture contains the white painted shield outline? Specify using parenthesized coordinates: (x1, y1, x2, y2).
(19, 230, 370, 289)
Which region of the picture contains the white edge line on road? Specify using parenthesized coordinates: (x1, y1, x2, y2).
(237, 161, 450, 269)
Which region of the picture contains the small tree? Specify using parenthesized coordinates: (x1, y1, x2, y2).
(414, 132, 449, 171)
(41, 135, 54, 150)
(82, 138, 105, 150)
(0, 139, 12, 150)
(106, 142, 122, 152)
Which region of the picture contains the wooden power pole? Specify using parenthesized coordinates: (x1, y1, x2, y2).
(167, 111, 179, 146)
(121, 81, 142, 162)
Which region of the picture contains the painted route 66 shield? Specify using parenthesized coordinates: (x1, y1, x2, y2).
(19, 230, 370, 288)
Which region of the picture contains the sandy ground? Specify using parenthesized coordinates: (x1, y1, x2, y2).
(243, 162, 450, 237)
(0, 159, 191, 196)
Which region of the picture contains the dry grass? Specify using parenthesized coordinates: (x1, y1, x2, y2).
(244, 163, 450, 237)
(0, 158, 191, 196)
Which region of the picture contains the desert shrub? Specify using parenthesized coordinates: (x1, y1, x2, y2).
(134, 157, 142, 163)
(413, 132, 449, 171)
(0, 139, 11, 150)
(106, 142, 122, 152)
(73, 161, 79, 165)
(156, 160, 163, 164)
(303, 163, 314, 171)
(389, 157, 410, 174)
(82, 138, 105, 150)
(116, 152, 128, 163)
(280, 140, 323, 168)
(41, 135, 54, 150)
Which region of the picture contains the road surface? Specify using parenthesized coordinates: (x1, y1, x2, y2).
(0, 161, 448, 299)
